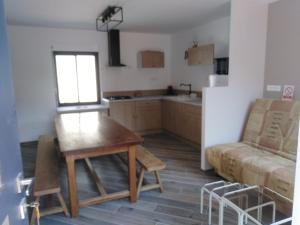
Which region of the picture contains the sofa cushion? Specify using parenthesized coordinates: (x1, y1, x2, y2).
(206, 142, 273, 181)
(206, 142, 296, 200)
(243, 99, 300, 161)
(241, 153, 295, 199)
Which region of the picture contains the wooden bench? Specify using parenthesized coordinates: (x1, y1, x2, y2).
(136, 145, 166, 197)
(31, 135, 69, 224)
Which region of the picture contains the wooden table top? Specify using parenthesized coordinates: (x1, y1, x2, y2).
(55, 112, 143, 155)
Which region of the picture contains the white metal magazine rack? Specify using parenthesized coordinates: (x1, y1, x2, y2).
(200, 181, 292, 225)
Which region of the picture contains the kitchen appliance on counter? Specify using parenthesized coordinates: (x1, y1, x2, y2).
(208, 74, 228, 87)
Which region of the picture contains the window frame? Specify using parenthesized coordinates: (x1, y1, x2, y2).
(53, 51, 101, 107)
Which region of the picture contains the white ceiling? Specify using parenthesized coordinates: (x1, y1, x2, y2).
(5, 0, 231, 33)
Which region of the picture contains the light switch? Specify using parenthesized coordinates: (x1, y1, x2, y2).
(266, 85, 281, 92)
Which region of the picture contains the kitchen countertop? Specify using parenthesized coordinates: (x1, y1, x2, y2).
(102, 95, 202, 106)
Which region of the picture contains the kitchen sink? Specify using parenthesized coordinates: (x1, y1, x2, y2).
(164, 95, 201, 104)
(185, 99, 201, 103)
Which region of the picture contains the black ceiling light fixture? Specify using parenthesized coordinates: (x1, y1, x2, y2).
(96, 6, 125, 67)
(96, 6, 123, 32)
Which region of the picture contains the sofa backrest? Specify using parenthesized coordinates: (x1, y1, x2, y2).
(243, 99, 300, 161)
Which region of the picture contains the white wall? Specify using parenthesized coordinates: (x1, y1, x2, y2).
(170, 17, 230, 91)
(103, 32, 171, 91)
(266, 0, 300, 223)
(8, 25, 171, 142)
(263, 0, 300, 100)
(263, 2, 300, 220)
(201, 0, 269, 170)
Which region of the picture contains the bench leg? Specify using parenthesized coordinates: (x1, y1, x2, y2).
(137, 168, 145, 198)
(30, 197, 40, 225)
(56, 192, 70, 217)
(154, 171, 164, 193)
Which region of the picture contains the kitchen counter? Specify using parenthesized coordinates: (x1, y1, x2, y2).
(106, 94, 202, 145)
(102, 95, 202, 106)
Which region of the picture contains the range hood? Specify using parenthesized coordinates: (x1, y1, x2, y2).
(107, 29, 126, 67)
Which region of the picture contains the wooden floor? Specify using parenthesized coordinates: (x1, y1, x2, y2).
(21, 133, 250, 225)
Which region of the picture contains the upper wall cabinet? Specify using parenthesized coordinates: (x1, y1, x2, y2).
(187, 44, 214, 65)
(138, 50, 164, 68)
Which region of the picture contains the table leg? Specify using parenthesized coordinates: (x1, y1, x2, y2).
(66, 156, 79, 217)
(128, 145, 137, 203)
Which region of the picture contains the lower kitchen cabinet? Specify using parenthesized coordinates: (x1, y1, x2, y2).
(162, 100, 201, 145)
(109, 100, 162, 132)
(109, 99, 201, 144)
(180, 104, 201, 144)
(162, 100, 177, 133)
(109, 101, 136, 131)
(135, 100, 162, 132)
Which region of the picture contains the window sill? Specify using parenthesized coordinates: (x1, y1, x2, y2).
(57, 104, 109, 114)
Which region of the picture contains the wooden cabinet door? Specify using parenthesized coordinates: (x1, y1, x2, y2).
(153, 51, 164, 67)
(184, 105, 201, 144)
(141, 51, 153, 68)
(174, 103, 185, 136)
(109, 101, 136, 131)
(188, 47, 201, 65)
(189, 114, 201, 144)
(162, 100, 177, 133)
(140, 51, 164, 68)
(174, 103, 202, 144)
(135, 100, 162, 131)
(188, 44, 214, 65)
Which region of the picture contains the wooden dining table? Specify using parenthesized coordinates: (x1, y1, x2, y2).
(55, 111, 143, 217)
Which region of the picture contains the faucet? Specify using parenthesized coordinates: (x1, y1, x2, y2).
(180, 83, 192, 95)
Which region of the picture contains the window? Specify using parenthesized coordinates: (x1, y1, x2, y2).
(53, 52, 100, 106)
